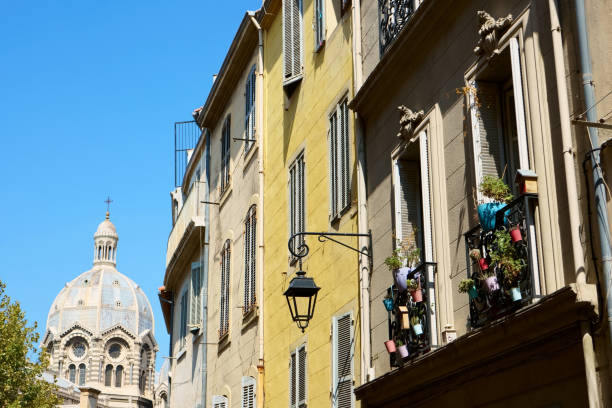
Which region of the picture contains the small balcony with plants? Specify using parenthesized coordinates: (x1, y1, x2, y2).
(382, 244, 436, 367)
(462, 173, 540, 328)
(378, 0, 423, 55)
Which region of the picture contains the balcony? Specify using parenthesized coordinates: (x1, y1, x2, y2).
(385, 262, 436, 367)
(379, 0, 421, 55)
(166, 186, 205, 271)
(464, 194, 540, 328)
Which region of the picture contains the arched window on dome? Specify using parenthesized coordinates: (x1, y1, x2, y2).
(69, 364, 76, 383)
(115, 365, 123, 387)
(105, 364, 113, 387)
(78, 363, 86, 385)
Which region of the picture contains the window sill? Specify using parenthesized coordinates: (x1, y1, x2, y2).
(242, 305, 259, 330)
(176, 348, 186, 362)
(314, 40, 325, 53)
(218, 331, 230, 353)
(219, 184, 232, 209)
(243, 143, 259, 171)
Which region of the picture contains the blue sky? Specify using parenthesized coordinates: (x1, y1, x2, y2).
(0, 0, 261, 371)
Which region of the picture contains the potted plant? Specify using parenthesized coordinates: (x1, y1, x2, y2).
(406, 278, 423, 302)
(396, 339, 409, 359)
(384, 339, 396, 353)
(490, 230, 525, 301)
(477, 175, 513, 230)
(382, 295, 394, 311)
(509, 225, 522, 242)
(411, 314, 423, 336)
(458, 278, 478, 299)
(385, 242, 420, 292)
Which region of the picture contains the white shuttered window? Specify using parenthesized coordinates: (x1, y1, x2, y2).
(244, 205, 257, 313)
(332, 313, 353, 408)
(283, 0, 303, 83)
(220, 240, 231, 337)
(329, 99, 351, 220)
(221, 116, 231, 192)
(213, 395, 228, 408)
(179, 290, 187, 348)
(289, 344, 307, 408)
(190, 262, 202, 327)
(314, 0, 325, 50)
(242, 376, 256, 408)
(245, 65, 257, 152)
(289, 152, 305, 257)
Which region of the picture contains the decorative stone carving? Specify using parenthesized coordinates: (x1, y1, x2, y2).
(473, 10, 513, 58)
(397, 106, 424, 141)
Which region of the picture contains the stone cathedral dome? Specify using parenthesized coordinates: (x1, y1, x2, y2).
(43, 213, 157, 407)
(46, 214, 154, 336)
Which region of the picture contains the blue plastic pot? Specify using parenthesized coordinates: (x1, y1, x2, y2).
(510, 287, 522, 301)
(382, 298, 394, 311)
(413, 323, 423, 336)
(477, 202, 509, 231)
(468, 285, 479, 300)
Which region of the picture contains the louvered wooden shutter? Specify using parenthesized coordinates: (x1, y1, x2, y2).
(245, 65, 256, 151)
(340, 101, 350, 211)
(290, 350, 297, 408)
(333, 314, 353, 408)
(190, 262, 201, 325)
(470, 81, 505, 202)
(283, 0, 303, 81)
(290, 154, 305, 255)
(220, 242, 230, 335)
(213, 395, 228, 408)
(298, 345, 307, 407)
(244, 206, 257, 310)
(242, 376, 256, 408)
(315, 0, 324, 48)
(329, 112, 338, 217)
(397, 160, 422, 249)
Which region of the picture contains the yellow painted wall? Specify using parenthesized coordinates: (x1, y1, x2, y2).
(263, 1, 361, 407)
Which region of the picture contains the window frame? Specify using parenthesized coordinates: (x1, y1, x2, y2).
(289, 343, 307, 408)
(329, 98, 351, 221)
(245, 65, 257, 152)
(190, 261, 202, 329)
(220, 240, 231, 338)
(221, 115, 232, 193)
(282, 0, 304, 86)
(78, 363, 86, 386)
(244, 205, 257, 315)
(288, 151, 306, 261)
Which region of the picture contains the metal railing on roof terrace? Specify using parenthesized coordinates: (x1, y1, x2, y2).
(379, 0, 422, 55)
(174, 120, 201, 188)
(464, 194, 541, 329)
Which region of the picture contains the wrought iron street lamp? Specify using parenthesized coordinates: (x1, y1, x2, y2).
(284, 231, 372, 332)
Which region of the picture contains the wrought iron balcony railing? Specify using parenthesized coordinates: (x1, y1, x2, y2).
(464, 194, 540, 328)
(385, 262, 436, 367)
(379, 0, 421, 55)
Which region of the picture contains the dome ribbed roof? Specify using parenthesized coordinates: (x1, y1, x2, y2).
(94, 213, 118, 239)
(47, 266, 154, 337)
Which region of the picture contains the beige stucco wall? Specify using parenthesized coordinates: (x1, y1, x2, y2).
(356, 0, 611, 392)
(205, 48, 261, 408)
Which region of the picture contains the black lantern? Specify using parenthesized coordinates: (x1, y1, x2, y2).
(283, 270, 320, 332)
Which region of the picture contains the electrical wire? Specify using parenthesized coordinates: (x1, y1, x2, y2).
(572, 88, 612, 119)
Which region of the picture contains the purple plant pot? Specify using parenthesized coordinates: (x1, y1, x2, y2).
(485, 276, 500, 292)
(397, 345, 409, 359)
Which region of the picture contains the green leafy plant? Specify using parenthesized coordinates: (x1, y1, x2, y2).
(406, 279, 419, 292)
(489, 230, 525, 287)
(479, 175, 513, 203)
(469, 248, 481, 261)
(458, 278, 475, 293)
(384, 248, 404, 271)
(405, 246, 421, 267)
(410, 314, 421, 326)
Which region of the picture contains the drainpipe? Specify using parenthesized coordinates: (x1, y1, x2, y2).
(573, 0, 612, 329)
(248, 11, 266, 408)
(350, 0, 373, 384)
(199, 129, 211, 408)
(550, 1, 607, 406)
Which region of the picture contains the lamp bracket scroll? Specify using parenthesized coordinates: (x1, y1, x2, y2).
(288, 231, 373, 268)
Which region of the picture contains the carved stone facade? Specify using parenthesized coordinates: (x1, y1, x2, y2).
(43, 215, 157, 408)
(473, 10, 513, 57)
(396, 105, 424, 141)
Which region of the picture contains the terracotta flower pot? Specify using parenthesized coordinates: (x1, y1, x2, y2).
(384, 340, 396, 353)
(410, 289, 423, 303)
(510, 227, 522, 243)
(397, 345, 409, 359)
(485, 276, 500, 292)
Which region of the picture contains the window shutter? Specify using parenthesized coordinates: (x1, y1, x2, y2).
(220, 242, 230, 335)
(290, 154, 305, 255)
(213, 395, 228, 408)
(290, 351, 297, 408)
(470, 81, 505, 201)
(244, 206, 257, 310)
(397, 160, 422, 249)
(509, 37, 529, 170)
(245, 66, 257, 151)
(298, 345, 307, 407)
(250, 207, 256, 306)
(333, 314, 353, 408)
(315, 0, 325, 48)
(329, 113, 338, 217)
(340, 101, 350, 211)
(190, 262, 201, 325)
(283, 0, 303, 81)
(242, 376, 256, 408)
